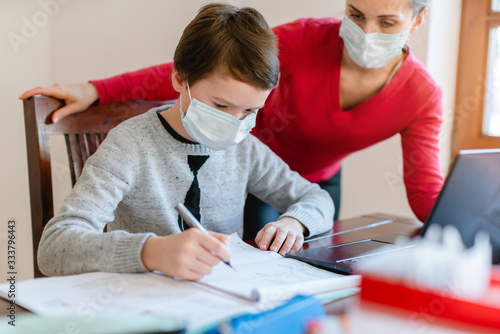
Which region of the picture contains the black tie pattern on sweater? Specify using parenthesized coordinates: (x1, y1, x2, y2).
(178, 155, 210, 231)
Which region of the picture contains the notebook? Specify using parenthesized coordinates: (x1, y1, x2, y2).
(286, 149, 500, 274)
(195, 233, 360, 303)
(0, 234, 360, 331)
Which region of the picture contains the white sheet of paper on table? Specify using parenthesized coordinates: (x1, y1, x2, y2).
(0, 233, 360, 330)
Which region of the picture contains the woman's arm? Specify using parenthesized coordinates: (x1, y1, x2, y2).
(19, 62, 178, 123)
(19, 19, 302, 122)
(91, 62, 177, 105)
(401, 89, 445, 222)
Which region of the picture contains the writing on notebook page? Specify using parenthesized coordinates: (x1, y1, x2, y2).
(196, 234, 360, 304)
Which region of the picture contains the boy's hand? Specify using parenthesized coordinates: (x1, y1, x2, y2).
(141, 229, 231, 281)
(19, 82, 99, 123)
(255, 217, 305, 256)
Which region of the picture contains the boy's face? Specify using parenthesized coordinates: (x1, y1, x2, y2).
(181, 74, 271, 120)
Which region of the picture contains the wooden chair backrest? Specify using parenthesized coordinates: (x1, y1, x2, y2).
(23, 96, 169, 277)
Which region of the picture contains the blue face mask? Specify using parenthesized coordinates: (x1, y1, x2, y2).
(339, 15, 414, 69)
(179, 84, 257, 151)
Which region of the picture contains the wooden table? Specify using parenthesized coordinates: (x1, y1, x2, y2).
(301, 212, 421, 250)
(0, 213, 421, 317)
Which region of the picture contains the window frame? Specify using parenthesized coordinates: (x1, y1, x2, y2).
(453, 0, 500, 156)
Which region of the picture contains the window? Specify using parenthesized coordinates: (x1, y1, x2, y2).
(493, 0, 500, 11)
(454, 0, 500, 155)
(484, 26, 500, 136)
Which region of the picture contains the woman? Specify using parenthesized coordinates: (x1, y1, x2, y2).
(20, 0, 443, 238)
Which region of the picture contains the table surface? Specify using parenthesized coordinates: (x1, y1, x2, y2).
(0, 213, 422, 320)
(5, 214, 496, 332)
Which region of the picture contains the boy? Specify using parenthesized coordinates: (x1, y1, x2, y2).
(38, 3, 333, 280)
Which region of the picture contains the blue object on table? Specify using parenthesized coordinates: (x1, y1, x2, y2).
(205, 295, 325, 334)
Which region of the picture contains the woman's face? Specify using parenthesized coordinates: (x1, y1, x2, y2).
(345, 0, 418, 34)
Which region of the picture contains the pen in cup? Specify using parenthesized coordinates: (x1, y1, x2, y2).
(175, 203, 236, 271)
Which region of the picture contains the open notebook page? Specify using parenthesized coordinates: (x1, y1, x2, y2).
(0, 234, 359, 330)
(196, 233, 360, 304)
(0, 272, 259, 331)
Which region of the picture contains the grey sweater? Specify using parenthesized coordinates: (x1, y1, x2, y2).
(38, 107, 334, 276)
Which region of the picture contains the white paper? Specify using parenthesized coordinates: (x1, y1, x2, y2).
(198, 234, 360, 306)
(0, 272, 255, 330)
(0, 234, 360, 330)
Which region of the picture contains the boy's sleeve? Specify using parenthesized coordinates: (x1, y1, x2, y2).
(246, 136, 334, 237)
(37, 127, 155, 276)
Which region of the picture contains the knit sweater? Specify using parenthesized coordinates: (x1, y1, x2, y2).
(92, 17, 444, 222)
(38, 107, 334, 276)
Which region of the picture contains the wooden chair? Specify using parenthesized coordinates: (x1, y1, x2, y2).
(23, 96, 168, 277)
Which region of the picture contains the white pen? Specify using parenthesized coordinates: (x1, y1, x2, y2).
(175, 203, 235, 271)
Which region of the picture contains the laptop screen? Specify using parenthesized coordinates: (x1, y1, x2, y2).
(420, 149, 500, 263)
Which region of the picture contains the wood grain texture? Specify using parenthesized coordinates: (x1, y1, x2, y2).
(23, 96, 170, 277)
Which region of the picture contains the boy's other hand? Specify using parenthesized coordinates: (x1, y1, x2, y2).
(255, 217, 305, 256)
(141, 229, 231, 281)
(19, 82, 99, 123)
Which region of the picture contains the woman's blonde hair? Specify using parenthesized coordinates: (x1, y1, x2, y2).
(409, 0, 430, 15)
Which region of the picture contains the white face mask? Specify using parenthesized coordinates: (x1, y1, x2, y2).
(339, 15, 414, 69)
(179, 84, 257, 151)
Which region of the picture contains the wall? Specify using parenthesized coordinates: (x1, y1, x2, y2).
(0, 0, 461, 280)
(0, 1, 53, 281)
(426, 0, 463, 172)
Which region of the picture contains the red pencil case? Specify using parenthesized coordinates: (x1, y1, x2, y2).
(359, 267, 500, 329)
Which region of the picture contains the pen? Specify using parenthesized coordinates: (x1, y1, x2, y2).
(175, 203, 235, 271)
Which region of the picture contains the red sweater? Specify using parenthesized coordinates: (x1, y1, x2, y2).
(92, 18, 444, 222)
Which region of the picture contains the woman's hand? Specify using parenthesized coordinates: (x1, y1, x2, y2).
(255, 217, 305, 256)
(19, 82, 99, 123)
(141, 229, 231, 281)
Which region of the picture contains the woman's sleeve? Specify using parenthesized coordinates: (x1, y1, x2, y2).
(89, 20, 302, 106)
(401, 88, 445, 222)
(89, 19, 308, 106)
(91, 62, 178, 106)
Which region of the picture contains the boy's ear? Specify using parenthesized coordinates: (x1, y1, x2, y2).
(171, 68, 185, 93)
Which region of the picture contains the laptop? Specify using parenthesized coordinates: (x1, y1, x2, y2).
(286, 149, 500, 274)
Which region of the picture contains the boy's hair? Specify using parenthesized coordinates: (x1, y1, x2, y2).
(173, 3, 279, 90)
